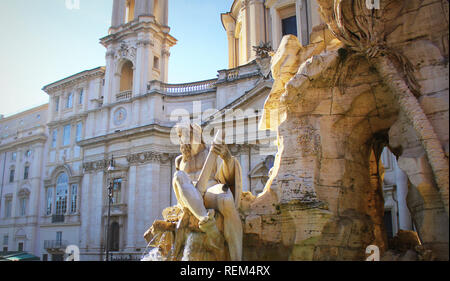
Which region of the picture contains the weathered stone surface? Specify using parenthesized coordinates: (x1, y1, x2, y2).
(143, 206, 228, 261)
(248, 0, 448, 261)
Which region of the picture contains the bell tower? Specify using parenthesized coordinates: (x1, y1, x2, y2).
(100, 0, 177, 104)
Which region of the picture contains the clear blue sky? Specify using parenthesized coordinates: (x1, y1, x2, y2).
(0, 0, 234, 117)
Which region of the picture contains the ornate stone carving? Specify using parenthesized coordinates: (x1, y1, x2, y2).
(115, 41, 137, 63)
(126, 151, 175, 165)
(82, 159, 109, 173)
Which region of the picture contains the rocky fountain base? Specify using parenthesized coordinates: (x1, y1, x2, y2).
(143, 206, 230, 261)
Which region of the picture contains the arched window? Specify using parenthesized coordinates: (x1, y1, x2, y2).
(55, 173, 68, 215)
(125, 0, 135, 23)
(119, 61, 134, 92)
(109, 222, 120, 251)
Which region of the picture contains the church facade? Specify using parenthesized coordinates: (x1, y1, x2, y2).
(0, 0, 412, 261)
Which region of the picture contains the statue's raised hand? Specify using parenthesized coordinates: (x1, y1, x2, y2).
(211, 143, 231, 161)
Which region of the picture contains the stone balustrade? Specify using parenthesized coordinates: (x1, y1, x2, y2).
(226, 69, 239, 81)
(116, 90, 133, 102)
(148, 79, 217, 95)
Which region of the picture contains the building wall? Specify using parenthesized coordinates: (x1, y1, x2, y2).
(0, 105, 48, 254)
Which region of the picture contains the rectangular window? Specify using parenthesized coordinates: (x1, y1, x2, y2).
(52, 129, 58, 148)
(9, 169, 14, 183)
(112, 178, 122, 205)
(282, 15, 297, 37)
(20, 198, 27, 216)
(5, 200, 12, 218)
(79, 89, 84, 104)
(11, 152, 16, 161)
(56, 232, 62, 243)
(153, 56, 160, 70)
(63, 125, 71, 146)
(55, 96, 60, 112)
(46, 188, 53, 215)
(76, 122, 82, 142)
(66, 93, 73, 109)
(70, 184, 78, 214)
(3, 235, 8, 245)
(24, 166, 30, 180)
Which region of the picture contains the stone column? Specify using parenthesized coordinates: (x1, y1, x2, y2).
(149, 0, 154, 15)
(248, 0, 265, 61)
(227, 30, 236, 69)
(242, 4, 250, 64)
(103, 49, 115, 105)
(270, 8, 281, 51)
(80, 174, 91, 250)
(157, 0, 166, 25)
(29, 143, 44, 217)
(126, 165, 137, 250)
(134, 0, 145, 18)
(82, 80, 90, 112)
(161, 48, 170, 83)
(222, 13, 237, 69)
(111, 0, 121, 27)
(162, 0, 168, 26)
(139, 38, 153, 94)
(28, 143, 44, 256)
(57, 95, 62, 120)
(118, 0, 126, 25)
(91, 171, 104, 251)
(135, 39, 145, 96)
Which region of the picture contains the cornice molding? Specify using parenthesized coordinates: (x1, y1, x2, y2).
(42, 68, 105, 94)
(0, 134, 47, 152)
(78, 123, 173, 148)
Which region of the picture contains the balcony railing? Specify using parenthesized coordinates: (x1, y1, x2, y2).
(148, 79, 217, 96)
(52, 215, 65, 223)
(116, 90, 132, 102)
(44, 240, 69, 250)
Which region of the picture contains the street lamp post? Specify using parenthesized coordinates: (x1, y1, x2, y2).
(105, 156, 115, 262)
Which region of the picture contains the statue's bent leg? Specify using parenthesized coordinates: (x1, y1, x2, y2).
(216, 191, 243, 261)
(173, 171, 209, 223)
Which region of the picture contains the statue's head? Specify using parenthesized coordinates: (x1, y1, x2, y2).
(175, 123, 204, 161)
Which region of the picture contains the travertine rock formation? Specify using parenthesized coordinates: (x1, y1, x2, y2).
(246, 0, 449, 261)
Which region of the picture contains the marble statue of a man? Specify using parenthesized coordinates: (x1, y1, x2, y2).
(172, 123, 243, 261)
